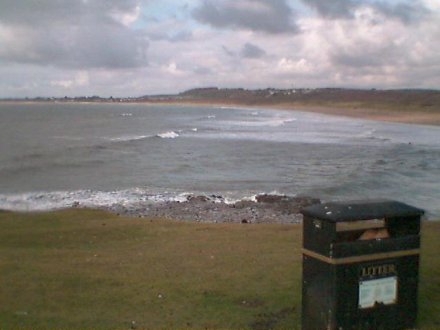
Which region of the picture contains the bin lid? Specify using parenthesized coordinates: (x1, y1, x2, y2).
(301, 199, 424, 222)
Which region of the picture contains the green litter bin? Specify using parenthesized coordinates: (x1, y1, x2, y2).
(301, 199, 424, 330)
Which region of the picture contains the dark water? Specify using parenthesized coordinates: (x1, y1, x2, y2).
(1, 103, 439, 218)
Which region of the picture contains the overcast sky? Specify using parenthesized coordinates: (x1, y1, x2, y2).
(1, 0, 439, 97)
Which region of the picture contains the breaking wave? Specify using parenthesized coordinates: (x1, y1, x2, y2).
(0, 189, 189, 211)
(110, 135, 150, 142)
(0, 189, 286, 212)
(156, 131, 180, 139)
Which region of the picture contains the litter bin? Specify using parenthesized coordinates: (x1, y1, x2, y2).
(300, 199, 424, 330)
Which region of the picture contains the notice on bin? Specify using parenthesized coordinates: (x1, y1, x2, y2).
(358, 276, 397, 309)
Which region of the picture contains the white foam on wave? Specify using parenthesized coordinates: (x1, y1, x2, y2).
(357, 128, 376, 138)
(219, 190, 286, 205)
(110, 135, 150, 142)
(120, 113, 133, 117)
(355, 129, 391, 143)
(219, 106, 262, 112)
(265, 117, 297, 127)
(156, 131, 179, 139)
(282, 118, 297, 124)
(0, 188, 294, 212)
(217, 116, 297, 128)
(0, 189, 189, 212)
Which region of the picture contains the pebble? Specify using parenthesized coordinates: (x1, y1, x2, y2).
(100, 194, 320, 224)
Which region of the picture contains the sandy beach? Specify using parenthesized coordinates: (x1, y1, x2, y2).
(276, 104, 440, 126)
(152, 100, 440, 126)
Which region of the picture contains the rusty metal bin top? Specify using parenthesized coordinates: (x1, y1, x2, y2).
(301, 199, 424, 223)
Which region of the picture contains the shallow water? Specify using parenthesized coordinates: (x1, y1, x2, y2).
(1, 103, 439, 218)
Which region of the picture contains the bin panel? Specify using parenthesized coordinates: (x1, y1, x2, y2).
(334, 255, 419, 330)
(303, 255, 420, 330)
(302, 255, 336, 330)
(303, 216, 336, 256)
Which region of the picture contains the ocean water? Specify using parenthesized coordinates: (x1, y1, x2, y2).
(1, 103, 439, 218)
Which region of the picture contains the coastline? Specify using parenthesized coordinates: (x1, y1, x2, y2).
(274, 104, 440, 126)
(1, 99, 440, 126)
(3, 100, 439, 223)
(152, 100, 440, 126)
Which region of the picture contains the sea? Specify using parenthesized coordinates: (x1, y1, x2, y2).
(1, 102, 439, 219)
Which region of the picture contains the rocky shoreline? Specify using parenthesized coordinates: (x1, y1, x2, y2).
(99, 194, 321, 224)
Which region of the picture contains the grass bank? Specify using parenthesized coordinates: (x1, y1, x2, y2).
(0, 209, 439, 329)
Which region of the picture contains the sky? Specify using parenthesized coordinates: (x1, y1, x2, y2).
(0, 0, 439, 98)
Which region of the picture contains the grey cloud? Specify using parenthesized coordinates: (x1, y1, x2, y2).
(0, 0, 140, 26)
(222, 43, 267, 59)
(0, 0, 148, 69)
(241, 43, 266, 59)
(302, 0, 357, 19)
(329, 41, 404, 71)
(331, 51, 392, 68)
(168, 30, 193, 42)
(0, 1, 82, 25)
(148, 29, 193, 42)
(193, 0, 298, 34)
(373, 1, 430, 24)
(193, 66, 212, 75)
(71, 26, 148, 69)
(302, 0, 430, 24)
(143, 15, 193, 43)
(222, 46, 235, 57)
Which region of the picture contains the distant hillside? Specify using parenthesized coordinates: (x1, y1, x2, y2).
(175, 87, 440, 113)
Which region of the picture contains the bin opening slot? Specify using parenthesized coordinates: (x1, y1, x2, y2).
(334, 219, 390, 242)
(336, 219, 385, 232)
(358, 228, 390, 240)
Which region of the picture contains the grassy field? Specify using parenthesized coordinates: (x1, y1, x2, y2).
(0, 209, 439, 329)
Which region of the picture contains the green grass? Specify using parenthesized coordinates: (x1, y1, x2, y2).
(0, 209, 439, 329)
